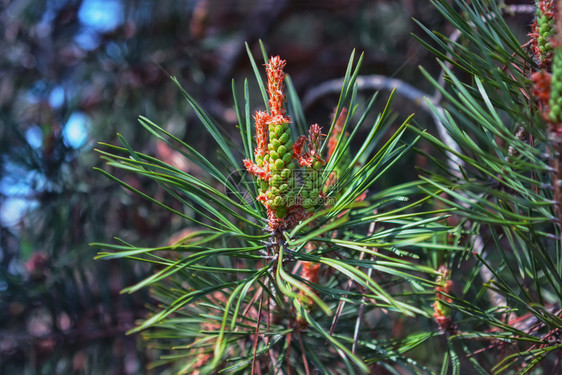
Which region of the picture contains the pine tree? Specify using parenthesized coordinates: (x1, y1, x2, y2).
(94, 1, 562, 373)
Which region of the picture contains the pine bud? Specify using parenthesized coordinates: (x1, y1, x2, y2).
(433, 265, 453, 331)
(326, 107, 351, 190)
(267, 115, 294, 217)
(296, 124, 326, 212)
(549, 47, 562, 124)
(263, 57, 295, 219)
(530, 0, 557, 67)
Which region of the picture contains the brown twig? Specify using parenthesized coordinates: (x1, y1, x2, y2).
(329, 220, 376, 338)
(352, 271, 370, 355)
(285, 330, 293, 375)
(251, 294, 264, 375)
(329, 250, 365, 336)
(297, 329, 311, 375)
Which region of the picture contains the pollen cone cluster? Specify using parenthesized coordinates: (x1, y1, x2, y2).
(294, 124, 327, 212)
(244, 56, 327, 229)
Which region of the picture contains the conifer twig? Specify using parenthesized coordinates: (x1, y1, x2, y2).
(251, 295, 264, 375)
(352, 264, 372, 355)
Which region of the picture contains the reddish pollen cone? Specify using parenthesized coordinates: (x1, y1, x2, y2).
(328, 107, 347, 159)
(265, 56, 287, 117)
(243, 159, 270, 180)
(254, 111, 269, 157)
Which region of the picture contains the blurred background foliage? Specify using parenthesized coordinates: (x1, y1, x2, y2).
(0, 0, 533, 374)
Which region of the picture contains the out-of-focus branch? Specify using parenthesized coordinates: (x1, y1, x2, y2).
(499, 4, 536, 16)
(303, 74, 463, 176)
